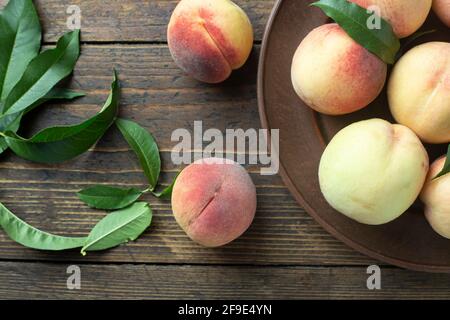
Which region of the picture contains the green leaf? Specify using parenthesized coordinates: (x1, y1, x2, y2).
(0, 111, 21, 132)
(2, 29, 80, 115)
(152, 173, 179, 199)
(77, 185, 143, 210)
(81, 202, 152, 255)
(116, 118, 161, 190)
(13, 87, 85, 126)
(3, 70, 120, 163)
(434, 145, 450, 180)
(311, 0, 400, 64)
(0, 137, 8, 155)
(16, 87, 85, 116)
(41, 88, 85, 101)
(0, 0, 41, 101)
(0, 88, 85, 155)
(0, 87, 85, 132)
(0, 202, 87, 250)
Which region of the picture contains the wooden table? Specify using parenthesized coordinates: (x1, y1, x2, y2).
(1, 0, 450, 300)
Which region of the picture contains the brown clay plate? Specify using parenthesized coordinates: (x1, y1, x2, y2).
(257, 0, 450, 272)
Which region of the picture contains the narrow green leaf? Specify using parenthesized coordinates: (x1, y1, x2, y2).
(13, 87, 85, 126)
(0, 202, 87, 250)
(3, 70, 119, 163)
(78, 185, 143, 210)
(0, 87, 85, 133)
(0, 111, 21, 132)
(0, 0, 41, 101)
(14, 87, 85, 117)
(0, 102, 7, 154)
(311, 0, 400, 64)
(152, 173, 179, 199)
(42, 88, 85, 101)
(116, 118, 161, 190)
(81, 202, 152, 255)
(0, 112, 19, 155)
(434, 145, 450, 180)
(0, 88, 84, 155)
(0, 137, 8, 155)
(2, 29, 80, 115)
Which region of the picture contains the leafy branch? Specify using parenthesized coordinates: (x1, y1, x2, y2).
(0, 201, 152, 254)
(76, 118, 178, 210)
(0, 0, 173, 254)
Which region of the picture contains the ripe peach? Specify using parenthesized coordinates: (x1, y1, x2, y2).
(349, 0, 432, 38)
(388, 42, 450, 144)
(319, 119, 429, 225)
(433, 0, 450, 27)
(420, 156, 450, 239)
(171, 158, 257, 247)
(291, 24, 387, 115)
(420, 157, 450, 239)
(167, 0, 254, 83)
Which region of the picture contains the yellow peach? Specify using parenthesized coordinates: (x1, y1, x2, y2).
(167, 0, 254, 83)
(319, 119, 429, 225)
(388, 42, 450, 144)
(433, 0, 450, 27)
(171, 158, 257, 247)
(421, 156, 450, 239)
(291, 24, 387, 115)
(349, 0, 432, 38)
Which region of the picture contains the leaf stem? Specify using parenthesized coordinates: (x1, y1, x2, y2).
(142, 187, 154, 193)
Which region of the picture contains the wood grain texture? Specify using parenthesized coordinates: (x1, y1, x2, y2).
(0, 0, 442, 300)
(0, 44, 376, 265)
(1, 262, 450, 299)
(0, 0, 274, 43)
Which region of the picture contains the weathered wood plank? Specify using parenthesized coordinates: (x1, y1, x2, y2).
(1, 262, 450, 299)
(0, 0, 275, 43)
(0, 170, 374, 265)
(22, 44, 263, 147)
(0, 44, 375, 265)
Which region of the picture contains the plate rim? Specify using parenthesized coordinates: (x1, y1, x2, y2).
(256, 0, 450, 273)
